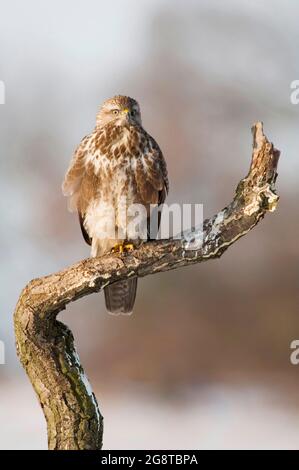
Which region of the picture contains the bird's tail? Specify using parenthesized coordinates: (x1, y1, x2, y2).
(104, 277, 138, 315)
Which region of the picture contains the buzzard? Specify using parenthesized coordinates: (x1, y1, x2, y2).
(62, 95, 169, 314)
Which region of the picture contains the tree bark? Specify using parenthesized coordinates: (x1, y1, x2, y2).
(14, 122, 280, 450)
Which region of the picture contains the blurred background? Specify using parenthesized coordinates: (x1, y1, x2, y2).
(0, 0, 299, 449)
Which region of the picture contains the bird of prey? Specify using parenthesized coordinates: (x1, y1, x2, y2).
(62, 95, 169, 314)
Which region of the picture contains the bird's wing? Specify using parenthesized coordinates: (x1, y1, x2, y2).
(135, 132, 169, 206)
(62, 134, 90, 212)
(134, 132, 168, 240)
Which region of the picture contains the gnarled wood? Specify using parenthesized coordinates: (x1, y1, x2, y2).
(14, 122, 280, 450)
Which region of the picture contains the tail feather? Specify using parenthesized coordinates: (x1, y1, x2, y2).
(104, 277, 138, 314)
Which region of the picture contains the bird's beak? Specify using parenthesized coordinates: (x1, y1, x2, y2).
(122, 108, 130, 123)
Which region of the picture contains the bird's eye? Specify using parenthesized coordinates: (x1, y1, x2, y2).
(112, 109, 119, 115)
(131, 109, 136, 116)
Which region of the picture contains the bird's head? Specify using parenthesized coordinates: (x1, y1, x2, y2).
(96, 95, 142, 128)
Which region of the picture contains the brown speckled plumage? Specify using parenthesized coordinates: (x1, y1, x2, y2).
(62, 95, 168, 313)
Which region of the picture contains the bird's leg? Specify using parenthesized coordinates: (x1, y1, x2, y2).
(123, 242, 134, 252)
(111, 241, 135, 253)
(111, 242, 125, 253)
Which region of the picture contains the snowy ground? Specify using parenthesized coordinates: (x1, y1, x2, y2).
(1, 380, 298, 450)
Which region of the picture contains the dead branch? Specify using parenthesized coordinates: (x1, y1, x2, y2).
(14, 122, 280, 450)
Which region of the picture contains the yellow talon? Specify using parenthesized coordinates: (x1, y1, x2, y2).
(111, 243, 124, 253)
(111, 242, 134, 253)
(124, 243, 134, 252)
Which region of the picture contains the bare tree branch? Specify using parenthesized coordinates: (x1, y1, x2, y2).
(14, 122, 280, 450)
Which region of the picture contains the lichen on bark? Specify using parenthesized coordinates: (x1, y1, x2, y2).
(14, 122, 280, 450)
